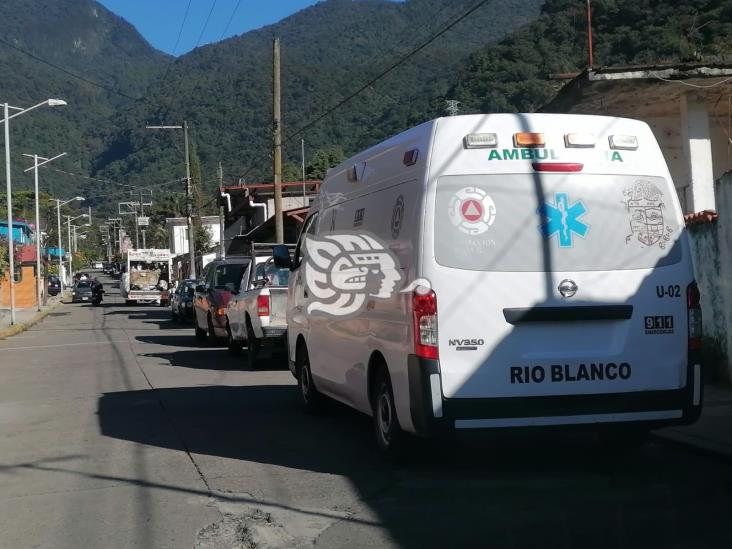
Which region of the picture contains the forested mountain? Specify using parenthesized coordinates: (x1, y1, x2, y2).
(91, 0, 543, 198)
(2, 0, 731, 221)
(451, 0, 732, 114)
(0, 0, 168, 188)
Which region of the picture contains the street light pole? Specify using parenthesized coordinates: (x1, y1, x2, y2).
(51, 196, 83, 289)
(65, 213, 88, 285)
(3, 103, 15, 323)
(56, 201, 62, 283)
(183, 121, 196, 279)
(146, 123, 196, 278)
(1, 98, 66, 324)
(24, 152, 67, 311)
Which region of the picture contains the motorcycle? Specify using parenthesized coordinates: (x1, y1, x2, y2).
(91, 284, 104, 306)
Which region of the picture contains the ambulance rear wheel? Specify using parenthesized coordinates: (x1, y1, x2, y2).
(297, 344, 323, 413)
(372, 368, 409, 458)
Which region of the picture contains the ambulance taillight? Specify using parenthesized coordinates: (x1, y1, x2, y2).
(413, 290, 438, 359)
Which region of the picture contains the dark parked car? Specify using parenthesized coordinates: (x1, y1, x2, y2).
(47, 275, 61, 296)
(171, 279, 197, 323)
(71, 280, 94, 303)
(194, 258, 251, 341)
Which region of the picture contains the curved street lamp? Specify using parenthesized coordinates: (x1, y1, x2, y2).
(49, 196, 84, 289)
(2, 98, 67, 324)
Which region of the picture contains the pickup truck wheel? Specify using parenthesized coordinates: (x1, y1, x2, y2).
(297, 345, 323, 413)
(246, 319, 261, 369)
(227, 323, 243, 355)
(207, 315, 218, 344)
(195, 317, 206, 341)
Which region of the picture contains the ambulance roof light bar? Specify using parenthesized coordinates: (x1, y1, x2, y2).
(514, 132, 545, 148)
(609, 135, 639, 150)
(564, 133, 596, 148)
(464, 133, 498, 149)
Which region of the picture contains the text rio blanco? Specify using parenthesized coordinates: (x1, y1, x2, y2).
(510, 362, 631, 384)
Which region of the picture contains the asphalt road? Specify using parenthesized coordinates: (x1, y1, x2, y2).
(1, 274, 731, 549)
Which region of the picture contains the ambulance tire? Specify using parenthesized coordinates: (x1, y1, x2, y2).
(372, 368, 409, 459)
(296, 344, 323, 413)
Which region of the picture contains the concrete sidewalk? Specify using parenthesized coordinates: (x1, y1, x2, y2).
(655, 384, 732, 458)
(0, 297, 63, 338)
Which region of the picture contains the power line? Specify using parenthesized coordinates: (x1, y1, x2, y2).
(219, 0, 243, 40)
(285, 0, 492, 141)
(170, 0, 194, 57)
(194, 0, 220, 50)
(0, 37, 139, 101)
(158, 0, 194, 88)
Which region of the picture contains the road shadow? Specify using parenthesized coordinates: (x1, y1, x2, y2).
(139, 346, 289, 372)
(136, 334, 209, 349)
(97, 385, 732, 549)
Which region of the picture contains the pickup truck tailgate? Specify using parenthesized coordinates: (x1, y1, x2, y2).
(269, 287, 288, 325)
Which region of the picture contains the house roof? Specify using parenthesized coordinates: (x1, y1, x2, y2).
(540, 62, 732, 118)
(684, 209, 719, 226)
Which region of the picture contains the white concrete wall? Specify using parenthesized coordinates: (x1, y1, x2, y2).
(645, 98, 731, 214)
(167, 218, 221, 257)
(688, 171, 732, 382)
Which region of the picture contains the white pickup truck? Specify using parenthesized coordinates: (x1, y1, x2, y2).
(225, 243, 294, 368)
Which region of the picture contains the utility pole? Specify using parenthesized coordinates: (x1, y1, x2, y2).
(301, 138, 307, 207)
(139, 190, 145, 248)
(218, 161, 225, 260)
(586, 0, 594, 69)
(184, 121, 196, 278)
(273, 38, 284, 243)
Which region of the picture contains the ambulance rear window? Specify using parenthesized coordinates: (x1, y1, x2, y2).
(434, 174, 682, 272)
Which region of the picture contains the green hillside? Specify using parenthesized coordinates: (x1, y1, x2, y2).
(90, 0, 543, 200)
(451, 0, 732, 114)
(0, 0, 168, 201)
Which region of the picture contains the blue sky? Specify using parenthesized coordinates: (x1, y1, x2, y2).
(98, 0, 321, 56)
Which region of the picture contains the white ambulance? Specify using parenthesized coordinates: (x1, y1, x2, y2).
(273, 113, 703, 454)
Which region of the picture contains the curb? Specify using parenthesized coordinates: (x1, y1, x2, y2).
(0, 301, 63, 340)
(652, 429, 732, 460)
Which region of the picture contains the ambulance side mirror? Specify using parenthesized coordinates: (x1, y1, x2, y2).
(272, 245, 293, 270)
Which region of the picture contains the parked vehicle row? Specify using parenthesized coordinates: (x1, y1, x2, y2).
(184, 244, 293, 368)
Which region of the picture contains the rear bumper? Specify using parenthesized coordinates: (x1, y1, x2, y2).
(262, 326, 287, 338)
(408, 353, 703, 437)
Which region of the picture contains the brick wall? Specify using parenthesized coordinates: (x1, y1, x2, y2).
(0, 265, 39, 308)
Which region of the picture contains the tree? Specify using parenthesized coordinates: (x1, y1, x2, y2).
(305, 148, 346, 180)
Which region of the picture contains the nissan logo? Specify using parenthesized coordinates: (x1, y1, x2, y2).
(558, 279, 578, 298)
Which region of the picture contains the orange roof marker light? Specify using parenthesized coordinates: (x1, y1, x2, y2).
(514, 132, 545, 148)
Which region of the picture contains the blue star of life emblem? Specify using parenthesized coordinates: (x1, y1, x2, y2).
(538, 192, 589, 248)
